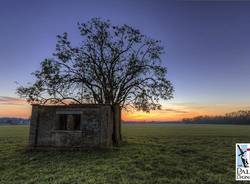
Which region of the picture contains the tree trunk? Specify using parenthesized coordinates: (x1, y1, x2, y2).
(112, 104, 122, 146)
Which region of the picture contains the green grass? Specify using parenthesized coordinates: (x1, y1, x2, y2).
(0, 124, 249, 184)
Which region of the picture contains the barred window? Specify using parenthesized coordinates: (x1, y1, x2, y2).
(55, 113, 81, 130)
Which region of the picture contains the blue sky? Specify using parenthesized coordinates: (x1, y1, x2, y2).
(0, 0, 250, 119)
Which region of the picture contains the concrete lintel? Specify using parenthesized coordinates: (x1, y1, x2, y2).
(56, 111, 82, 114)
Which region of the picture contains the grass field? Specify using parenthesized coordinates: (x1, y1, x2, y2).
(0, 124, 249, 184)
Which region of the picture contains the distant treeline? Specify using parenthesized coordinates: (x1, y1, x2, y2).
(183, 110, 250, 125)
(0, 118, 30, 125)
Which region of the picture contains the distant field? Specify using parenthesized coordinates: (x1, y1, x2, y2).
(0, 124, 249, 184)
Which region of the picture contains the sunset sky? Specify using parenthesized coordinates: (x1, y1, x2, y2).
(0, 0, 250, 121)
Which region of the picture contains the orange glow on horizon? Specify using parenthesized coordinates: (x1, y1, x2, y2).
(0, 97, 31, 118)
(122, 103, 250, 121)
(1, 102, 198, 121)
(0, 97, 250, 121)
(122, 110, 200, 122)
(0, 105, 31, 118)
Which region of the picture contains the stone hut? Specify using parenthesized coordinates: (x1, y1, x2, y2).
(28, 104, 121, 149)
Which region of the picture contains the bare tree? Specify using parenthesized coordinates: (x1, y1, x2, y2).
(17, 18, 174, 144)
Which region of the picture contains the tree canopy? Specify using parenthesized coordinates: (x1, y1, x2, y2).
(17, 18, 174, 112)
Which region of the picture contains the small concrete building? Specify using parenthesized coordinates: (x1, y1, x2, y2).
(28, 104, 120, 149)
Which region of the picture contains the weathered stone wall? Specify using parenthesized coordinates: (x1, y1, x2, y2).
(29, 104, 114, 149)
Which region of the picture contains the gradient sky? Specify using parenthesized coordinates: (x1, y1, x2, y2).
(0, 0, 250, 121)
